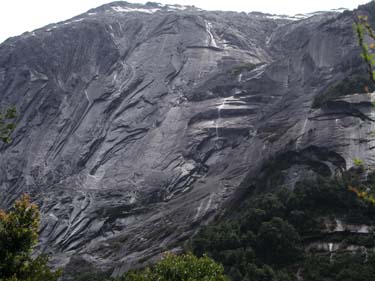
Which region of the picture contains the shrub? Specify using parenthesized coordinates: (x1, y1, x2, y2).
(353, 158, 364, 168)
(0, 195, 61, 281)
(122, 253, 228, 281)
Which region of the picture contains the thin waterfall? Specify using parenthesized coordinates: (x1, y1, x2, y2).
(216, 99, 226, 140)
(205, 20, 217, 47)
(329, 243, 333, 262)
(238, 73, 242, 83)
(296, 118, 308, 149)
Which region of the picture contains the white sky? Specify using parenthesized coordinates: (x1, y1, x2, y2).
(0, 0, 371, 43)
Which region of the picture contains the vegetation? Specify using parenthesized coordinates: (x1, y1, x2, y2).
(354, 15, 375, 84)
(74, 253, 228, 281)
(348, 185, 375, 205)
(74, 272, 113, 281)
(0, 195, 61, 281)
(302, 252, 375, 281)
(123, 253, 228, 281)
(0, 107, 16, 143)
(353, 158, 365, 168)
(190, 171, 375, 281)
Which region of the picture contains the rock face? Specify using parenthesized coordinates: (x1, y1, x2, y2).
(0, 0, 374, 276)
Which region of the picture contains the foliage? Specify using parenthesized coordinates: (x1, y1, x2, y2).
(303, 252, 375, 281)
(0, 107, 16, 143)
(73, 253, 228, 281)
(354, 15, 375, 84)
(348, 185, 375, 205)
(122, 253, 228, 281)
(190, 171, 375, 281)
(0, 195, 61, 281)
(255, 217, 302, 266)
(74, 272, 114, 281)
(191, 191, 301, 280)
(353, 158, 365, 168)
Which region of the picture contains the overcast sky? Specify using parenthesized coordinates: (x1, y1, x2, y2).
(0, 0, 371, 43)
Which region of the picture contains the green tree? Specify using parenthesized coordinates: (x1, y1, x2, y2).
(256, 217, 302, 267)
(123, 253, 228, 281)
(0, 194, 61, 281)
(0, 107, 16, 143)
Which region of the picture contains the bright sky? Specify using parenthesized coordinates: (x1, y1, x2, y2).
(0, 0, 371, 43)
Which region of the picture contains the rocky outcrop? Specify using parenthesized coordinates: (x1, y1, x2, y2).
(0, 1, 374, 276)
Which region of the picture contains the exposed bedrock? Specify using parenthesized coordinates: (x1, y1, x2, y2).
(0, 1, 374, 276)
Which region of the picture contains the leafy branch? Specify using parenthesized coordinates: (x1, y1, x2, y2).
(354, 15, 375, 84)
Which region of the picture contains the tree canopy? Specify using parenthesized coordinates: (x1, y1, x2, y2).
(123, 253, 228, 281)
(0, 194, 61, 281)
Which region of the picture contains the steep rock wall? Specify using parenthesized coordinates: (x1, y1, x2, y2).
(0, 1, 373, 275)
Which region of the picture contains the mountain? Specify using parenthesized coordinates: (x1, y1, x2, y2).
(0, 0, 374, 277)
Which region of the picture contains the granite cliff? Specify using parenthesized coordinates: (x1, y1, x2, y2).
(0, 1, 374, 276)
